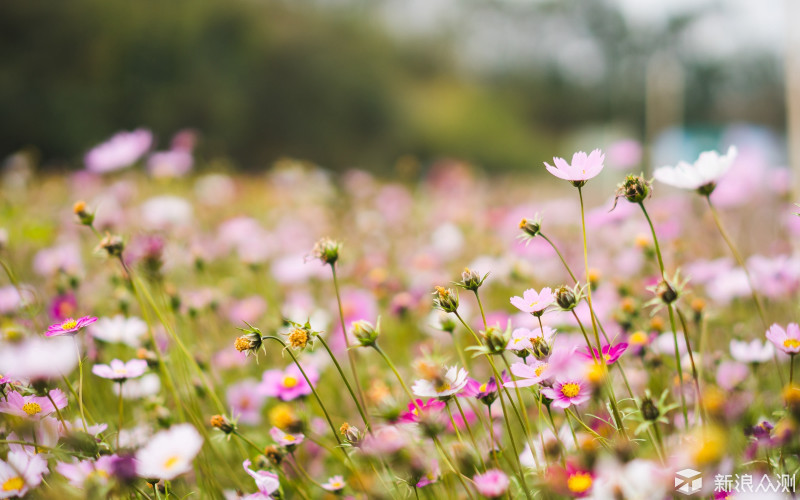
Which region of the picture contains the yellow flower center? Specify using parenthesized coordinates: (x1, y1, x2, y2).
(479, 383, 488, 393)
(2, 477, 23, 492)
(784, 339, 800, 350)
(284, 434, 295, 441)
(529, 300, 539, 308)
(534, 364, 548, 377)
(331, 481, 343, 488)
(436, 382, 451, 393)
(629, 331, 648, 345)
(283, 376, 298, 388)
(560, 383, 580, 399)
(567, 472, 593, 493)
(22, 402, 42, 416)
(61, 319, 78, 330)
(163, 456, 180, 470)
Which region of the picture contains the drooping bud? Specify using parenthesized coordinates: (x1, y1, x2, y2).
(73, 200, 95, 227)
(234, 328, 264, 358)
(518, 217, 541, 238)
(210, 414, 235, 434)
(312, 237, 341, 265)
(351, 319, 379, 347)
(656, 280, 678, 304)
(433, 286, 459, 313)
(97, 233, 125, 258)
(287, 327, 309, 350)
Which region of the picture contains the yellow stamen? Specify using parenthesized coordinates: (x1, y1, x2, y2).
(2, 477, 23, 492)
(22, 402, 42, 416)
(784, 339, 800, 350)
(282, 376, 298, 388)
(479, 383, 488, 393)
(534, 364, 548, 377)
(163, 456, 180, 470)
(560, 383, 580, 399)
(61, 319, 78, 330)
(567, 472, 592, 493)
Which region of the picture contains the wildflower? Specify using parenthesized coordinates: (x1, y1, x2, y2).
(463, 375, 502, 405)
(339, 423, 363, 445)
(411, 365, 469, 399)
(89, 315, 148, 347)
(399, 398, 446, 423)
(578, 343, 629, 365)
(260, 364, 318, 401)
(135, 424, 203, 480)
(84, 129, 153, 173)
(505, 360, 551, 388)
(541, 379, 591, 408)
(432, 286, 459, 313)
(554, 284, 581, 311)
(312, 237, 341, 265)
(209, 414, 235, 435)
(91, 359, 148, 382)
(351, 319, 380, 347)
(455, 268, 488, 292)
(415, 465, 440, 488)
(473, 469, 509, 498)
(0, 336, 78, 381)
(565, 464, 594, 497)
(482, 325, 511, 354)
(45, 316, 97, 337)
(0, 451, 48, 498)
(263, 445, 284, 466)
(507, 326, 555, 359)
(510, 287, 554, 316)
(242, 459, 280, 497)
(544, 149, 605, 187)
(73, 200, 94, 227)
(268, 403, 300, 431)
(653, 146, 737, 194)
(227, 379, 266, 425)
(766, 323, 800, 354)
(0, 390, 67, 420)
(234, 324, 264, 359)
(269, 427, 304, 448)
(321, 475, 346, 492)
(97, 233, 125, 258)
(55, 455, 115, 489)
(730, 339, 774, 363)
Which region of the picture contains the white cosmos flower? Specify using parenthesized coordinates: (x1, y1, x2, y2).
(730, 339, 774, 364)
(653, 146, 737, 191)
(89, 315, 148, 347)
(135, 424, 203, 480)
(411, 365, 469, 398)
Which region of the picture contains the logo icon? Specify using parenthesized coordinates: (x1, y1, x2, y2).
(675, 469, 703, 495)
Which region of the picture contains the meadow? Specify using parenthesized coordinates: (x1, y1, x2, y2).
(0, 130, 798, 499)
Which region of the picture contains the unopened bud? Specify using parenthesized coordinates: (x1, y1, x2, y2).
(555, 286, 578, 311)
(210, 414, 235, 434)
(98, 233, 124, 258)
(433, 286, 459, 313)
(656, 280, 678, 304)
(459, 268, 485, 291)
(312, 238, 341, 265)
(641, 397, 659, 421)
(518, 217, 541, 238)
(483, 326, 510, 355)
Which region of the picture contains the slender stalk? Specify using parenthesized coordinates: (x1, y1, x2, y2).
(331, 265, 368, 415)
(73, 337, 89, 434)
(453, 397, 486, 471)
(676, 308, 705, 424)
(45, 391, 66, 428)
(317, 335, 371, 431)
(499, 354, 540, 470)
(474, 291, 488, 330)
(792, 354, 796, 385)
(117, 382, 124, 450)
(540, 233, 578, 283)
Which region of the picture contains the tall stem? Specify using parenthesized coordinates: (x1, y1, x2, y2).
(474, 291, 488, 330)
(330, 265, 368, 420)
(73, 337, 89, 434)
(317, 335, 371, 431)
(540, 233, 578, 283)
(117, 382, 124, 450)
(453, 397, 486, 471)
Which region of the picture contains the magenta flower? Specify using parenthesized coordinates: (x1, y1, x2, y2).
(541, 379, 590, 409)
(243, 459, 280, 497)
(462, 374, 506, 405)
(0, 390, 67, 419)
(544, 149, 605, 185)
(473, 469, 510, 498)
(84, 128, 153, 174)
(510, 288, 554, 316)
(91, 359, 148, 381)
(227, 379, 266, 425)
(578, 343, 629, 365)
(399, 398, 446, 423)
(46, 316, 97, 337)
(260, 364, 318, 401)
(55, 455, 115, 489)
(321, 475, 346, 492)
(49, 293, 77, 321)
(269, 426, 304, 447)
(766, 323, 800, 354)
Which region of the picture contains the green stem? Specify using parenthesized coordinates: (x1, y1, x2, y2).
(791, 354, 796, 385)
(117, 382, 124, 450)
(474, 291, 488, 330)
(453, 397, 486, 471)
(73, 337, 89, 434)
(331, 264, 369, 416)
(540, 233, 578, 283)
(317, 335, 372, 431)
(676, 308, 706, 424)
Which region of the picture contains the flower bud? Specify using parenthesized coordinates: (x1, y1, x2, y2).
(264, 445, 284, 466)
(73, 200, 95, 227)
(483, 326, 510, 355)
(615, 175, 651, 206)
(458, 268, 486, 291)
(641, 397, 660, 421)
(234, 330, 263, 358)
(351, 319, 379, 347)
(433, 286, 459, 313)
(438, 313, 456, 334)
(97, 233, 125, 258)
(518, 217, 541, 238)
(287, 326, 310, 350)
(340, 422, 363, 445)
(312, 237, 341, 265)
(555, 285, 578, 311)
(656, 280, 678, 304)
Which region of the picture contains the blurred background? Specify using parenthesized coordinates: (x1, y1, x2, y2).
(0, 0, 791, 174)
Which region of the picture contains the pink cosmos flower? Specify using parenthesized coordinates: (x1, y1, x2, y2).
(506, 326, 556, 353)
(242, 459, 280, 497)
(416, 464, 440, 488)
(716, 361, 749, 391)
(46, 316, 97, 337)
(0, 390, 67, 419)
(321, 475, 346, 492)
(56, 455, 115, 489)
(0, 451, 48, 498)
(766, 323, 800, 355)
(544, 149, 605, 185)
(49, 293, 77, 321)
(85, 129, 153, 173)
(91, 359, 148, 381)
(260, 364, 318, 401)
(473, 469, 509, 498)
(227, 379, 266, 425)
(578, 343, 629, 365)
(730, 339, 774, 364)
(510, 288, 554, 315)
(399, 399, 446, 423)
(269, 427, 304, 447)
(541, 379, 591, 409)
(505, 360, 551, 388)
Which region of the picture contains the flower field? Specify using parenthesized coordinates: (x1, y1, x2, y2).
(0, 131, 799, 499)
